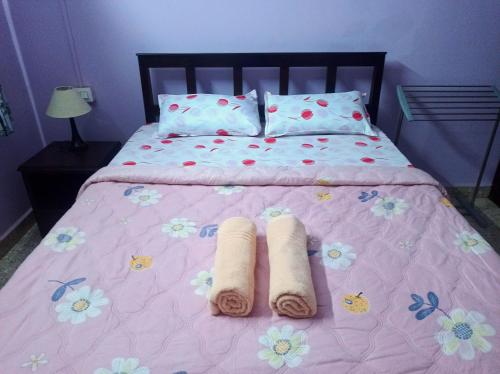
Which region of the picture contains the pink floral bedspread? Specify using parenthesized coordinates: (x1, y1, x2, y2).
(0, 165, 499, 373)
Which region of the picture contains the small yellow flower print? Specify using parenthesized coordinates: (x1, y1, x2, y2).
(342, 292, 369, 314)
(316, 178, 331, 186)
(440, 197, 452, 207)
(316, 191, 332, 202)
(130, 256, 153, 271)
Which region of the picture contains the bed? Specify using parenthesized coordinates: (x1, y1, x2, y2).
(0, 53, 498, 374)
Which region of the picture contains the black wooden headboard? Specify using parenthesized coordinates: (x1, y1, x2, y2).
(137, 52, 386, 124)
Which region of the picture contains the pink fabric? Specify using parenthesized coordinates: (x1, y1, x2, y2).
(0, 165, 499, 373)
(80, 164, 441, 192)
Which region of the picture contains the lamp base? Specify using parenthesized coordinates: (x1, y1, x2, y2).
(69, 117, 87, 152)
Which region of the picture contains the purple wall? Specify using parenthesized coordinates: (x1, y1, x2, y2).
(0, 3, 43, 237)
(8, 0, 500, 186)
(1, 1, 499, 233)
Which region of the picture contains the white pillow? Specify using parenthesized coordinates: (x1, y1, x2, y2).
(264, 90, 377, 137)
(158, 90, 261, 137)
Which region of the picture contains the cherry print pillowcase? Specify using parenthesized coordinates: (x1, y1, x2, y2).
(264, 90, 377, 137)
(158, 90, 261, 137)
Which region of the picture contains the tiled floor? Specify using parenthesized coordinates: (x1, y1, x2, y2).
(0, 223, 41, 288)
(0, 190, 498, 289)
(448, 188, 500, 250)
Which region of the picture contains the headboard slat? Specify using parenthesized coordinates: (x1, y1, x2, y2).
(325, 66, 337, 93)
(185, 67, 197, 94)
(138, 60, 155, 123)
(137, 52, 386, 124)
(369, 62, 385, 121)
(233, 66, 243, 96)
(279, 66, 289, 95)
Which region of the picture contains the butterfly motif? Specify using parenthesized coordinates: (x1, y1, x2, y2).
(123, 185, 144, 196)
(49, 278, 86, 302)
(199, 224, 218, 238)
(358, 190, 378, 202)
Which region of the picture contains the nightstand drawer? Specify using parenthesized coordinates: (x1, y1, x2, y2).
(21, 172, 92, 210)
(18, 141, 121, 237)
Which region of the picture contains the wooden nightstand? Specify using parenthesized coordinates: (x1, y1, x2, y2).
(18, 141, 121, 236)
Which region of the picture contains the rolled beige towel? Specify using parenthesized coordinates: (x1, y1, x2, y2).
(209, 217, 256, 317)
(267, 215, 317, 318)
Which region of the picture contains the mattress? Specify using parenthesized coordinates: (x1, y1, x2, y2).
(109, 123, 411, 168)
(0, 128, 499, 373)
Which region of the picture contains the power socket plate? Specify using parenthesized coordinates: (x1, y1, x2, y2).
(74, 87, 94, 103)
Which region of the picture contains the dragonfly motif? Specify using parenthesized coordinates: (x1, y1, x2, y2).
(199, 224, 218, 238)
(48, 278, 86, 302)
(358, 190, 379, 202)
(123, 185, 144, 196)
(307, 236, 321, 256)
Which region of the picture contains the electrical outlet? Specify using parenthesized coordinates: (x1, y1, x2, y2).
(75, 87, 94, 103)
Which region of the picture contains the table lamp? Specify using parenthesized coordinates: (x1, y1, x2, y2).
(46, 86, 91, 151)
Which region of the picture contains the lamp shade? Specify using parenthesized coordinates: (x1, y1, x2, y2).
(46, 86, 91, 119)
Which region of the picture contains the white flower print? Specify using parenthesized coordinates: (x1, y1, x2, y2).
(119, 217, 131, 225)
(258, 325, 310, 369)
(128, 189, 162, 207)
(214, 185, 245, 195)
(94, 357, 149, 374)
(21, 353, 48, 371)
(435, 309, 495, 360)
(371, 196, 409, 219)
(190, 268, 214, 298)
(320, 242, 356, 270)
(454, 231, 492, 255)
(55, 286, 109, 325)
(161, 218, 197, 238)
(81, 197, 96, 206)
(43, 227, 86, 252)
(399, 240, 414, 251)
(260, 206, 291, 221)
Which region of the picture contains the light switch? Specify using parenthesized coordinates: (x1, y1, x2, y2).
(75, 87, 94, 103)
